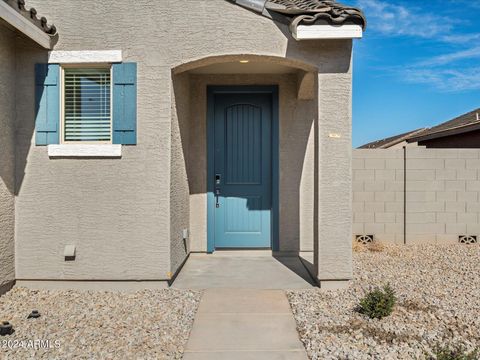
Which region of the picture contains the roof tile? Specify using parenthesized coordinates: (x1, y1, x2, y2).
(265, 0, 366, 29)
(3, 0, 56, 35)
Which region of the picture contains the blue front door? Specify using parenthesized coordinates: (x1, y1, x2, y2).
(209, 90, 273, 249)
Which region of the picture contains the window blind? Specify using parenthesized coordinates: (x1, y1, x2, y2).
(64, 68, 111, 142)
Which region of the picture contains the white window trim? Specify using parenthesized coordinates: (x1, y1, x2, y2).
(60, 64, 113, 145)
(48, 50, 122, 64)
(48, 144, 122, 158)
(293, 25, 363, 40)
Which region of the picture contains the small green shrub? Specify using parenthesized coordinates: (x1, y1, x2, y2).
(426, 345, 479, 360)
(358, 284, 396, 319)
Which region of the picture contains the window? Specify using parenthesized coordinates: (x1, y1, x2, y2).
(36, 60, 137, 148)
(62, 67, 112, 143)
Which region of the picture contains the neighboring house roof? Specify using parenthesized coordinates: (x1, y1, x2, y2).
(407, 108, 480, 143)
(359, 128, 427, 149)
(359, 108, 480, 149)
(3, 0, 56, 35)
(228, 0, 366, 31)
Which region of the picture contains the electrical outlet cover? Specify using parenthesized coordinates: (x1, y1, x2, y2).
(64, 245, 76, 259)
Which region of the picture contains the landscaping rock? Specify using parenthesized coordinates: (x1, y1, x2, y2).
(288, 244, 480, 360)
(0, 288, 201, 359)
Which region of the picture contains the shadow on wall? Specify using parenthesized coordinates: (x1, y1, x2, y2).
(170, 72, 192, 271)
(0, 26, 16, 197)
(0, 31, 49, 292)
(273, 19, 353, 74)
(280, 25, 353, 273)
(0, 148, 15, 196)
(14, 42, 49, 195)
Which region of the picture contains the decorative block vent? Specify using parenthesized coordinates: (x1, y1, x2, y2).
(356, 235, 374, 245)
(459, 235, 478, 245)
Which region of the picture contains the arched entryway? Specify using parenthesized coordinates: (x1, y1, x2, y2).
(170, 53, 319, 282)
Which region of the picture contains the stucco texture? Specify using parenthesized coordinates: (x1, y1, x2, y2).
(317, 73, 353, 280)
(170, 73, 191, 275)
(0, 23, 16, 292)
(13, 0, 354, 283)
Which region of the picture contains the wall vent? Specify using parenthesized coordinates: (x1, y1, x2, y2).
(356, 235, 374, 244)
(459, 235, 478, 245)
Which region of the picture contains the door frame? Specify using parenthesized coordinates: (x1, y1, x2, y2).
(207, 85, 279, 253)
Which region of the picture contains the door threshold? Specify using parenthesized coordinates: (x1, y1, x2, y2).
(211, 249, 273, 257)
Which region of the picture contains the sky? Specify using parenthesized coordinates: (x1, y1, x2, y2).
(347, 0, 480, 147)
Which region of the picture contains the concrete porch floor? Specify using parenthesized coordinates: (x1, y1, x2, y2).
(172, 252, 315, 289)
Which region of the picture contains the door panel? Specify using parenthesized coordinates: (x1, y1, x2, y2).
(212, 93, 272, 248)
(225, 105, 262, 184)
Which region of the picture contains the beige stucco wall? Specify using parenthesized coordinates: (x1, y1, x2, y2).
(317, 73, 353, 281)
(14, 36, 171, 281)
(170, 73, 191, 274)
(13, 0, 354, 283)
(0, 23, 16, 292)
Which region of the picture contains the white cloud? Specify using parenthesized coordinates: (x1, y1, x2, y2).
(448, 0, 480, 10)
(355, 0, 480, 93)
(441, 33, 480, 43)
(417, 46, 480, 66)
(356, 0, 453, 38)
(403, 67, 480, 92)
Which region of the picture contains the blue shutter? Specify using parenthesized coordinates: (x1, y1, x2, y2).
(35, 64, 60, 145)
(112, 63, 137, 145)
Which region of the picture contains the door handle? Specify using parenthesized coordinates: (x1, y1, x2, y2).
(215, 189, 220, 208)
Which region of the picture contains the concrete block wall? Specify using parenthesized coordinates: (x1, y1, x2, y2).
(353, 149, 405, 243)
(353, 148, 480, 244)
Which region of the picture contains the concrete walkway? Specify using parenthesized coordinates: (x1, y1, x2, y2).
(183, 289, 309, 360)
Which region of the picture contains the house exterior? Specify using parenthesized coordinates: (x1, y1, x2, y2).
(359, 108, 480, 149)
(407, 108, 480, 148)
(0, 0, 366, 292)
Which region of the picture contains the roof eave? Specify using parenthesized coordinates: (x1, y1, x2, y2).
(408, 122, 480, 143)
(228, 0, 366, 40)
(0, 0, 53, 49)
(292, 24, 363, 40)
(358, 128, 427, 149)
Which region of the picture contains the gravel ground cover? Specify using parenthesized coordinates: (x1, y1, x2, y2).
(0, 288, 201, 359)
(288, 244, 480, 359)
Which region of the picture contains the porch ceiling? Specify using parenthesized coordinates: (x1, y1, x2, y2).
(174, 55, 317, 100)
(189, 61, 299, 75)
(173, 54, 318, 75)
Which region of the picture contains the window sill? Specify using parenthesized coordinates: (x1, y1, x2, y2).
(48, 144, 122, 158)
